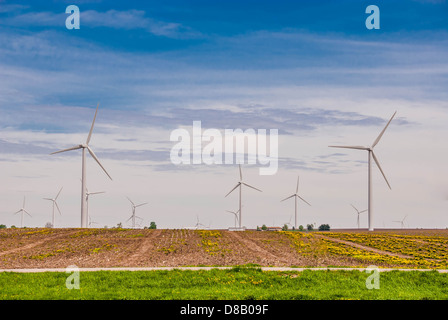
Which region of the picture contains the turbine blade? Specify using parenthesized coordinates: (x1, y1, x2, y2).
(126, 197, 135, 206)
(298, 196, 311, 206)
(55, 202, 62, 215)
(50, 145, 82, 155)
(135, 203, 148, 208)
(329, 145, 369, 150)
(281, 194, 295, 202)
(86, 103, 100, 145)
(350, 204, 359, 212)
(239, 164, 242, 181)
(359, 210, 368, 214)
(371, 151, 391, 189)
(126, 216, 133, 222)
(242, 182, 262, 192)
(14, 210, 21, 215)
(225, 183, 240, 197)
(371, 111, 396, 148)
(55, 187, 63, 200)
(87, 146, 112, 180)
(24, 209, 31, 217)
(89, 191, 105, 195)
(296, 176, 300, 194)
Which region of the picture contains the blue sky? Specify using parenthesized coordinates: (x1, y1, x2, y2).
(0, 0, 447, 229)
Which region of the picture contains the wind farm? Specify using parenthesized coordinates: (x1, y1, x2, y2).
(2, 0, 448, 305)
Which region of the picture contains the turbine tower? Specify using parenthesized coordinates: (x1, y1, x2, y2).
(50, 103, 112, 228)
(329, 111, 396, 231)
(225, 164, 262, 229)
(350, 204, 367, 229)
(43, 187, 63, 228)
(281, 176, 311, 230)
(14, 196, 31, 228)
(126, 197, 147, 229)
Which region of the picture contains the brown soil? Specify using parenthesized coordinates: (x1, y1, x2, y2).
(0, 228, 447, 269)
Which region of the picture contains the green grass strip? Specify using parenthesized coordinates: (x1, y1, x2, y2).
(0, 268, 447, 300)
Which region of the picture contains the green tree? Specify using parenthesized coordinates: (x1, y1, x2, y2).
(282, 224, 289, 231)
(298, 225, 304, 231)
(306, 224, 314, 231)
(0, 224, 6, 229)
(149, 221, 157, 229)
(261, 224, 267, 231)
(318, 224, 330, 231)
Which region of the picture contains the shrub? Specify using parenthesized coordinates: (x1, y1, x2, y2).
(318, 224, 330, 231)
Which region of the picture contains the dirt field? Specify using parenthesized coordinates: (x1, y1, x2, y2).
(0, 228, 447, 269)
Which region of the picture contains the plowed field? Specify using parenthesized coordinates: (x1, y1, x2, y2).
(1, 228, 447, 269)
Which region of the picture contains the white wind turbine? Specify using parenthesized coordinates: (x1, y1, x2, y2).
(281, 176, 311, 230)
(43, 187, 63, 228)
(393, 215, 408, 229)
(50, 103, 112, 228)
(225, 209, 240, 228)
(350, 204, 367, 229)
(225, 164, 262, 229)
(194, 215, 207, 229)
(329, 111, 396, 231)
(14, 196, 31, 228)
(126, 197, 147, 229)
(85, 186, 105, 227)
(89, 216, 99, 228)
(283, 215, 293, 230)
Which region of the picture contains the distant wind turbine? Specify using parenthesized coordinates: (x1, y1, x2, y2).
(43, 187, 63, 228)
(281, 176, 311, 230)
(393, 215, 408, 229)
(14, 196, 31, 228)
(350, 204, 367, 229)
(50, 103, 112, 228)
(85, 187, 105, 226)
(89, 216, 99, 228)
(283, 215, 293, 230)
(225, 164, 262, 229)
(329, 111, 396, 231)
(126, 197, 147, 229)
(225, 209, 240, 228)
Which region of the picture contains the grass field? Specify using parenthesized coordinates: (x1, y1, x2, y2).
(1, 268, 448, 300)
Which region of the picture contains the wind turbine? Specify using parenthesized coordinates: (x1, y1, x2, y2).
(281, 176, 311, 230)
(329, 111, 396, 231)
(350, 204, 367, 229)
(86, 187, 105, 226)
(225, 209, 240, 228)
(43, 187, 63, 228)
(126, 197, 147, 229)
(89, 216, 99, 228)
(393, 215, 408, 229)
(50, 103, 112, 228)
(14, 196, 31, 228)
(225, 164, 262, 229)
(283, 215, 293, 230)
